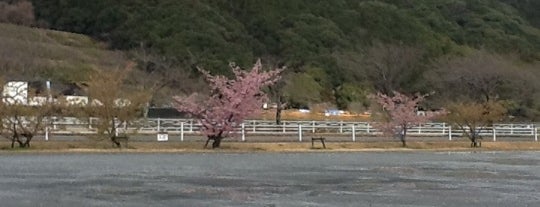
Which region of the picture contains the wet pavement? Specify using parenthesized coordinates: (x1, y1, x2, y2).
(0, 151, 539, 207)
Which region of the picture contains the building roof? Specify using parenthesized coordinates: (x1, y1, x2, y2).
(146, 107, 190, 119)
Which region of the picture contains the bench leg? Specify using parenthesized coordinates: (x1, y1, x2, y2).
(321, 140, 326, 149)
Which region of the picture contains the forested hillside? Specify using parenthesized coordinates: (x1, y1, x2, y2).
(2, 0, 540, 119)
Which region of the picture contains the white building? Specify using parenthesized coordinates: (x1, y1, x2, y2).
(64, 96, 89, 106)
(2, 81, 29, 105)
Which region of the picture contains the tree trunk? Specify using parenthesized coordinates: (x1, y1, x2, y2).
(469, 129, 482, 148)
(470, 137, 482, 148)
(11, 134, 32, 148)
(399, 134, 407, 147)
(22, 140, 30, 148)
(400, 137, 406, 147)
(11, 124, 18, 148)
(204, 138, 211, 149)
(399, 128, 407, 147)
(22, 135, 32, 148)
(15, 139, 27, 148)
(204, 136, 223, 149)
(275, 96, 283, 125)
(111, 136, 121, 148)
(275, 107, 282, 125)
(212, 137, 223, 149)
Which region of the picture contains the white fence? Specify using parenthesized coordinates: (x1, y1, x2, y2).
(44, 118, 539, 142)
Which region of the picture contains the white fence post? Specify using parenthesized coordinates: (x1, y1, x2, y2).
(442, 123, 445, 134)
(448, 125, 452, 141)
(157, 118, 161, 132)
(45, 127, 49, 141)
(241, 123, 245, 142)
(339, 121, 343, 133)
(352, 124, 356, 142)
(366, 123, 371, 134)
(180, 122, 184, 141)
(252, 120, 256, 132)
(53, 117, 57, 130)
(298, 124, 302, 142)
(535, 125, 538, 142)
(493, 128, 497, 142)
(282, 122, 286, 133)
(312, 121, 315, 133)
(510, 124, 514, 135)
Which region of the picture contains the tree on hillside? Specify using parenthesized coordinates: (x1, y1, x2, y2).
(260, 56, 289, 125)
(174, 60, 282, 148)
(0, 0, 35, 26)
(0, 80, 59, 148)
(431, 51, 516, 103)
(372, 91, 439, 147)
(444, 101, 506, 148)
(362, 43, 426, 95)
(429, 50, 540, 119)
(282, 72, 323, 109)
(81, 63, 150, 148)
(128, 45, 206, 107)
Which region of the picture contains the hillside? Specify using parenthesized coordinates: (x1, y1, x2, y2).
(0, 23, 126, 83)
(3, 0, 540, 119)
(31, 0, 540, 64)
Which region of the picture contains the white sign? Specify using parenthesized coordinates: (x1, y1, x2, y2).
(157, 133, 168, 141)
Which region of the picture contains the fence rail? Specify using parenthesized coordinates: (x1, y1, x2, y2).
(39, 117, 540, 142)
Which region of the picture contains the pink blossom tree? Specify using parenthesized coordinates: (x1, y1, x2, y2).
(174, 60, 282, 148)
(372, 91, 439, 147)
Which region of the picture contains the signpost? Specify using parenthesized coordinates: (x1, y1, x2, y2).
(157, 132, 168, 141)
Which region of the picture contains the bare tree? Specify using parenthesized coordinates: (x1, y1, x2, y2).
(362, 43, 425, 94)
(431, 51, 519, 102)
(81, 63, 150, 148)
(256, 56, 288, 125)
(444, 101, 506, 147)
(0, 80, 58, 148)
(128, 44, 205, 107)
(428, 50, 540, 120)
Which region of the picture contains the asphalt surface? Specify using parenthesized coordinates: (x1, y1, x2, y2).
(0, 152, 539, 207)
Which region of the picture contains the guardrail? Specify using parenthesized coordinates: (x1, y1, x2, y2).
(42, 117, 540, 142)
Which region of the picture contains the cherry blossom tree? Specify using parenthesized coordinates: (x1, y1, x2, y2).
(372, 91, 440, 147)
(174, 60, 282, 148)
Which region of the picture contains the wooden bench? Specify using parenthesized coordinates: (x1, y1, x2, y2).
(311, 137, 326, 149)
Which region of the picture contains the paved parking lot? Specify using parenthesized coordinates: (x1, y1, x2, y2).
(0, 151, 539, 206)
